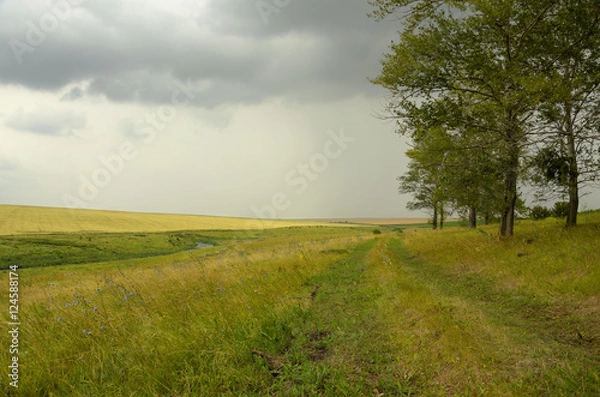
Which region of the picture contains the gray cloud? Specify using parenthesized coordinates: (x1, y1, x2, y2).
(0, 156, 18, 171)
(60, 86, 84, 101)
(6, 107, 86, 135)
(0, 0, 395, 107)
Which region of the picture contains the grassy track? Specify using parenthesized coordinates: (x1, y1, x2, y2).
(256, 238, 405, 395)
(0, 210, 598, 395)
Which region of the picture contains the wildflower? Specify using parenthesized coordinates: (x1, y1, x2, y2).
(49, 297, 53, 301)
(83, 329, 87, 334)
(65, 303, 69, 308)
(100, 325, 105, 330)
(96, 288, 100, 291)
(93, 307, 98, 311)
(57, 317, 61, 322)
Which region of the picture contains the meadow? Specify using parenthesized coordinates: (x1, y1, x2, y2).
(0, 205, 324, 235)
(0, 206, 598, 396)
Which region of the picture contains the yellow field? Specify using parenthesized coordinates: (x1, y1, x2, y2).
(0, 205, 325, 235)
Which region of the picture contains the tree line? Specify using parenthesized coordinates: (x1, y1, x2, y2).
(369, 0, 600, 237)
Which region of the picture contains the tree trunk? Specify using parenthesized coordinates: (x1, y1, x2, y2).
(432, 203, 438, 230)
(484, 212, 491, 225)
(567, 160, 579, 227)
(439, 202, 445, 229)
(499, 136, 519, 238)
(565, 107, 579, 227)
(499, 170, 517, 237)
(469, 207, 477, 229)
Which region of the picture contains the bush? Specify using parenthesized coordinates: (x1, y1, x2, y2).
(372, 229, 382, 235)
(530, 206, 552, 220)
(552, 201, 569, 218)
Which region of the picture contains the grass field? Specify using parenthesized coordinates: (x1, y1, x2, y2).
(0, 205, 327, 235)
(0, 206, 598, 395)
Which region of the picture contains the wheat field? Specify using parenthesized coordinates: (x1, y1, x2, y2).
(0, 205, 326, 235)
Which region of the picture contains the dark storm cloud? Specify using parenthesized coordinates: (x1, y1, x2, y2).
(5, 107, 86, 135)
(0, 0, 396, 107)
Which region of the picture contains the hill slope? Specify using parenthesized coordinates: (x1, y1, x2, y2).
(0, 205, 321, 235)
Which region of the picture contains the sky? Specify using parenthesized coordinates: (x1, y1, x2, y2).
(0, 0, 598, 219)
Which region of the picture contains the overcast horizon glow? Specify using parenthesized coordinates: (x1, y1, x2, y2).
(0, 0, 598, 219)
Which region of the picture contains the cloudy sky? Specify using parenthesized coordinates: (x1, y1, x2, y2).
(0, 0, 597, 219)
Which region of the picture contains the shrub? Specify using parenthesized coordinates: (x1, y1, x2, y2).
(530, 206, 551, 220)
(372, 229, 382, 235)
(552, 201, 569, 218)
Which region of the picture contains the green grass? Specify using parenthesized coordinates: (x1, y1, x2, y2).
(0, 226, 368, 269)
(0, 210, 598, 395)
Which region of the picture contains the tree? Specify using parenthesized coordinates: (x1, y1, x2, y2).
(529, 1, 600, 226)
(398, 126, 453, 229)
(370, 0, 600, 236)
(399, 120, 505, 229)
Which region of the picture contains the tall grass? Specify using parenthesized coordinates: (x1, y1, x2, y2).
(403, 211, 600, 299)
(390, 211, 600, 395)
(0, 232, 367, 396)
(1, 211, 598, 395)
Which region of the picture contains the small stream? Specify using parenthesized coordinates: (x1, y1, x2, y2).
(194, 242, 214, 249)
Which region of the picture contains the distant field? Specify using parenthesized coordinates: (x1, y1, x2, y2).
(0, 205, 328, 235)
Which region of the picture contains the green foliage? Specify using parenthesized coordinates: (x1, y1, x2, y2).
(370, 0, 600, 235)
(530, 205, 552, 220)
(372, 229, 382, 235)
(530, 147, 571, 186)
(552, 201, 570, 218)
(528, 202, 569, 220)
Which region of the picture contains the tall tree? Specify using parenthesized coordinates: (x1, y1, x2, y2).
(399, 119, 505, 229)
(370, 0, 599, 236)
(530, 1, 600, 226)
(399, 126, 453, 229)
